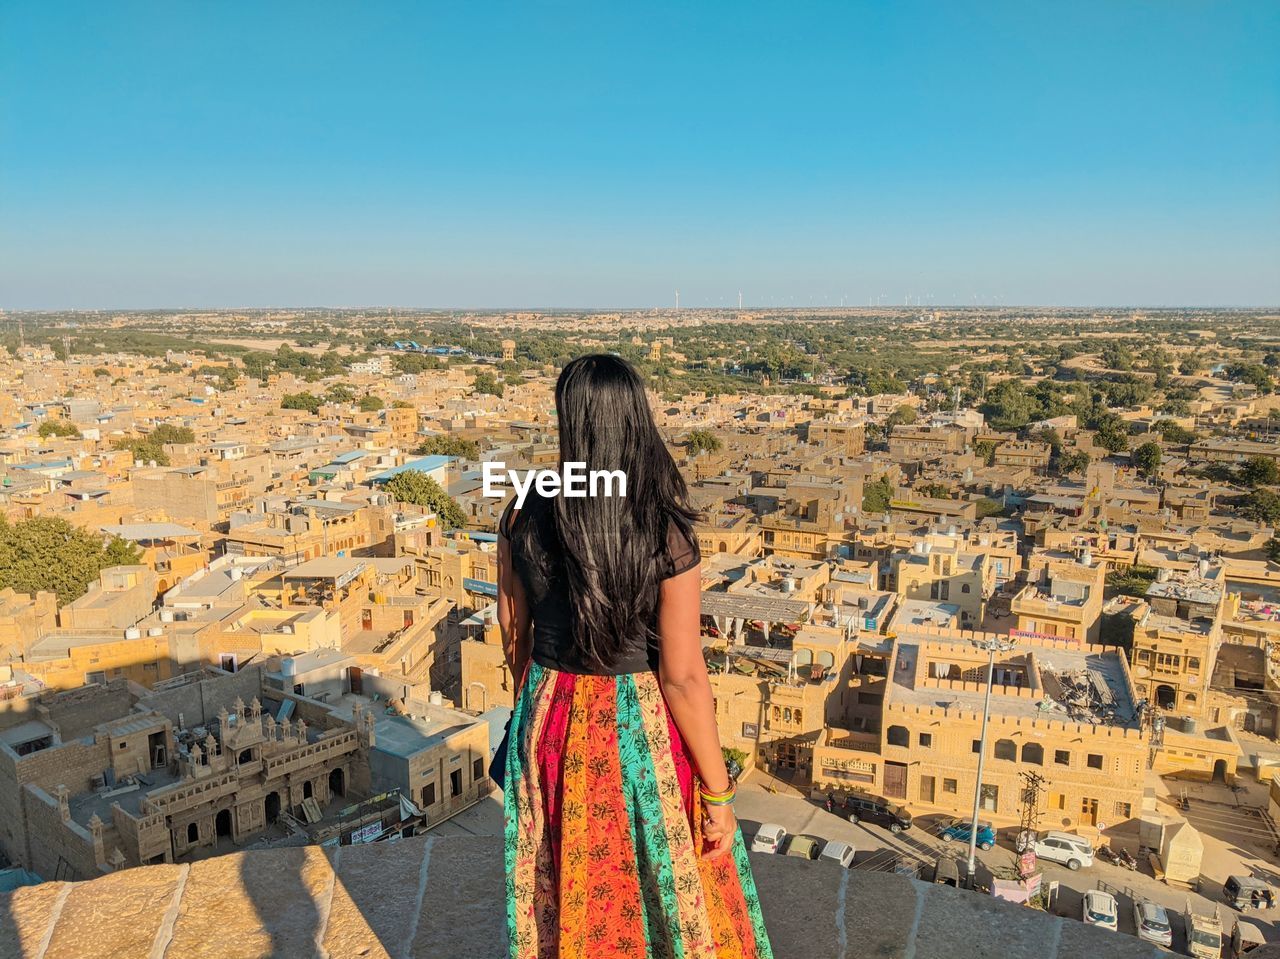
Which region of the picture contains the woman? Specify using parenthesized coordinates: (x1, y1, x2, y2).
(499, 354, 772, 958)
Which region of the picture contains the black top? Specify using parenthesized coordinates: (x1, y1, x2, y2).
(500, 494, 700, 675)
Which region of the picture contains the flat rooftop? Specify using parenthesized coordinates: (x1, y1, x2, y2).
(891, 634, 1139, 728)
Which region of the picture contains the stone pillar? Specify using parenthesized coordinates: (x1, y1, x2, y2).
(295, 719, 308, 743)
(88, 814, 105, 865)
(55, 784, 70, 822)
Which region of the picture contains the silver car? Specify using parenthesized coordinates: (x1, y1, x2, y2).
(1132, 899, 1173, 947)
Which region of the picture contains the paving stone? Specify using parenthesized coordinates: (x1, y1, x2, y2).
(0, 835, 1167, 959)
(44, 864, 182, 959)
(166, 845, 334, 959)
(1055, 915, 1163, 959)
(0, 882, 66, 959)
(913, 882, 1058, 959)
(839, 873, 920, 959)
(752, 855, 845, 959)
(411, 835, 505, 959)
(324, 839, 432, 959)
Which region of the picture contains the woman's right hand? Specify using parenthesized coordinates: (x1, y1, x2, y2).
(701, 801, 737, 859)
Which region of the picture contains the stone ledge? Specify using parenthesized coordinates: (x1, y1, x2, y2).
(0, 835, 1162, 958)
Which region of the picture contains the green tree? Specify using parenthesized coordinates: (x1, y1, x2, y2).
(919, 482, 952, 500)
(1100, 341, 1135, 372)
(392, 400, 415, 409)
(1131, 441, 1162, 479)
(93, 367, 110, 377)
(862, 477, 894, 514)
(38, 419, 80, 439)
(325, 383, 356, 404)
(1240, 456, 1280, 488)
(1265, 537, 1280, 565)
(281, 392, 323, 414)
(885, 405, 917, 428)
(415, 435, 480, 458)
(979, 380, 1037, 431)
(0, 517, 141, 605)
(973, 439, 997, 466)
(473, 371, 504, 397)
(383, 470, 468, 529)
(1156, 421, 1197, 444)
(974, 497, 1006, 519)
(686, 429, 722, 455)
(359, 394, 385, 412)
(112, 436, 169, 466)
(1057, 450, 1091, 476)
(151, 423, 195, 445)
(1106, 565, 1159, 599)
(1243, 489, 1280, 526)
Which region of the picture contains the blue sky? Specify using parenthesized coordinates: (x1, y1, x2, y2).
(1, 1, 1277, 309)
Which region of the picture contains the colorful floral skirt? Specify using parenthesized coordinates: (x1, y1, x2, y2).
(504, 662, 773, 958)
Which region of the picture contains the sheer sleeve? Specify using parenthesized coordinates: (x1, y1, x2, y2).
(499, 497, 519, 538)
(665, 520, 701, 578)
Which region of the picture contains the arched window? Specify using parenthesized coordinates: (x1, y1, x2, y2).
(994, 739, 1017, 761)
(783, 708, 792, 723)
(793, 709, 803, 726)
(887, 725, 910, 747)
(961, 584, 971, 593)
(816, 650, 836, 670)
(772, 706, 781, 722)
(793, 648, 813, 666)
(1021, 743, 1044, 765)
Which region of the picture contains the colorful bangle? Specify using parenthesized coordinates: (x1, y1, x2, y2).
(700, 775, 737, 805)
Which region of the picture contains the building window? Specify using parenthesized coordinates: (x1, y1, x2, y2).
(450, 769, 462, 797)
(887, 725, 909, 747)
(1087, 754, 1103, 770)
(783, 708, 792, 723)
(994, 739, 1017, 762)
(473, 757, 484, 782)
(422, 782, 436, 807)
(793, 709, 803, 726)
(1054, 750, 1070, 766)
(918, 732, 932, 748)
(1114, 801, 1132, 819)
(961, 584, 971, 594)
(1188, 657, 1200, 671)
(1021, 743, 1044, 765)
(943, 778, 958, 794)
(972, 740, 982, 754)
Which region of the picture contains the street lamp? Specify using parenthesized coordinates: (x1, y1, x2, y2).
(967, 636, 1016, 881)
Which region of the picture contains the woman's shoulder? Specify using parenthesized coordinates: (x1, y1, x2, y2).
(664, 516, 701, 578)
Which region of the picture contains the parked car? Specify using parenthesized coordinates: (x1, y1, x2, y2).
(1131, 898, 1173, 947)
(1082, 890, 1119, 932)
(838, 793, 913, 833)
(1015, 830, 1094, 871)
(1223, 875, 1276, 912)
(932, 855, 961, 887)
(937, 818, 995, 850)
(785, 835, 821, 861)
(819, 840, 855, 869)
(1228, 918, 1266, 958)
(751, 823, 787, 855)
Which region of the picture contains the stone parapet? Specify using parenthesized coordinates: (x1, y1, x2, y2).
(0, 834, 1166, 958)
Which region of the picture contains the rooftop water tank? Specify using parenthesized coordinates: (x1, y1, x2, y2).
(281, 657, 297, 677)
(124, 627, 141, 640)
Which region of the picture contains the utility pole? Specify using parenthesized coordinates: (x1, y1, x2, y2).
(967, 637, 1015, 880)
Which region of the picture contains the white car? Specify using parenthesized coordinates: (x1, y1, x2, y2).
(819, 840, 855, 869)
(1132, 899, 1174, 947)
(1015, 830, 1094, 871)
(1083, 890, 1119, 932)
(751, 823, 787, 854)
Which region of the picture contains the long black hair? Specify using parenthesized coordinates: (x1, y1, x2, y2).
(512, 353, 697, 669)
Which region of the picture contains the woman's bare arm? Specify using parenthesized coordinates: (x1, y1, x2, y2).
(657, 563, 730, 793)
(497, 524, 532, 683)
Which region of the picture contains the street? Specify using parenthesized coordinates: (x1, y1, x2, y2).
(733, 783, 1278, 955)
